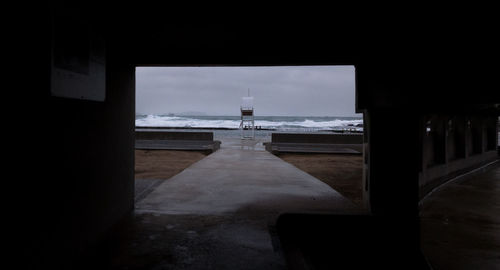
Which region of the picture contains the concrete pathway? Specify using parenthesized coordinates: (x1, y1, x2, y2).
(109, 138, 357, 270)
(136, 138, 356, 215)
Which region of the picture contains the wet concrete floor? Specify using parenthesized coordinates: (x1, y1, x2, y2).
(420, 163, 500, 270)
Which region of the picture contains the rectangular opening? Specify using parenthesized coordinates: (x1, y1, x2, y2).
(134, 65, 365, 209)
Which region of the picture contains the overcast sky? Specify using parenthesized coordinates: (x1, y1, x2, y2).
(136, 66, 359, 116)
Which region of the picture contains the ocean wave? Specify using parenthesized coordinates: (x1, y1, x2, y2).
(136, 115, 241, 128)
(135, 115, 362, 130)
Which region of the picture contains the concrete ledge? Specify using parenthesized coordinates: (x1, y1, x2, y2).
(134, 178, 166, 203)
(135, 129, 220, 153)
(265, 143, 361, 154)
(136, 129, 214, 141)
(135, 140, 221, 152)
(265, 133, 363, 154)
(272, 133, 363, 144)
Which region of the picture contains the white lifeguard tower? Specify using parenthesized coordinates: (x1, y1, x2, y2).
(240, 90, 255, 139)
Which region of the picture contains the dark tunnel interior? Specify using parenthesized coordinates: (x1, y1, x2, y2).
(6, 3, 500, 269)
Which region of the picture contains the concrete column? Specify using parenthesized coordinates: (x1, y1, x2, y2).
(361, 112, 370, 209)
(465, 117, 472, 157)
(445, 117, 452, 163)
(364, 109, 421, 249)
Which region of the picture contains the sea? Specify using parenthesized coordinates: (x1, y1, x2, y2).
(136, 114, 363, 140)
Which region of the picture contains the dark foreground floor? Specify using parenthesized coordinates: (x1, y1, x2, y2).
(80, 211, 286, 270)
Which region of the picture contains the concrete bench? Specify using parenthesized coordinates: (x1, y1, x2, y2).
(265, 133, 363, 154)
(135, 129, 220, 153)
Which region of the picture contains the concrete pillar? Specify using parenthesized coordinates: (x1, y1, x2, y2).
(364, 109, 421, 250)
(355, 62, 423, 259)
(361, 112, 370, 209)
(465, 117, 472, 157)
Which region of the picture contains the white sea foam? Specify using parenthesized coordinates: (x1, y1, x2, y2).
(135, 115, 363, 130)
(136, 115, 240, 128)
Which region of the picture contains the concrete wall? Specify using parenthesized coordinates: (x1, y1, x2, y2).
(135, 129, 214, 141)
(41, 64, 135, 269)
(271, 133, 363, 144)
(16, 7, 136, 268)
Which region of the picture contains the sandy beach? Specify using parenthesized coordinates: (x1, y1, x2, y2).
(135, 150, 207, 180)
(277, 153, 363, 206)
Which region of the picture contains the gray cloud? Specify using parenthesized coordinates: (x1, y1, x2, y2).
(136, 66, 359, 116)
